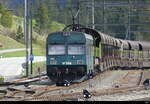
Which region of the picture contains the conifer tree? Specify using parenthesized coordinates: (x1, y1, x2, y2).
(0, 3, 3, 13)
(35, 2, 51, 35)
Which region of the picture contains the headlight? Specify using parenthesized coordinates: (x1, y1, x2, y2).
(66, 62, 72, 65)
(62, 62, 65, 65)
(50, 58, 57, 64)
(84, 95, 86, 98)
(77, 60, 82, 64)
(88, 95, 91, 97)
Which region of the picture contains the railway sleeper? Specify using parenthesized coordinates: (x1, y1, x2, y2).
(0, 82, 15, 86)
(7, 87, 35, 94)
(0, 90, 7, 95)
(7, 87, 20, 92)
(4, 95, 23, 99)
(0, 76, 48, 87)
(25, 90, 36, 94)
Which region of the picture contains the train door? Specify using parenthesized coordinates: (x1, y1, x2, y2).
(86, 40, 94, 75)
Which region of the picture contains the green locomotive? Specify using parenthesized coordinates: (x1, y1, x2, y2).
(46, 25, 150, 84)
(46, 31, 94, 82)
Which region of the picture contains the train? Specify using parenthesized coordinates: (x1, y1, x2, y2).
(46, 24, 150, 84)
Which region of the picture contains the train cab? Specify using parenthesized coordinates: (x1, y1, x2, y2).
(46, 31, 94, 83)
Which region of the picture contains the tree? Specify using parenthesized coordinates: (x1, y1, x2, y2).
(28, 0, 150, 41)
(0, 2, 3, 13)
(35, 2, 51, 35)
(16, 25, 24, 43)
(1, 11, 13, 28)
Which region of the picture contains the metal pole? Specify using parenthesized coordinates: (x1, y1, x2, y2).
(30, 0, 33, 75)
(128, 0, 131, 40)
(24, 0, 29, 77)
(92, 0, 95, 29)
(103, 0, 105, 33)
(86, 6, 89, 27)
(77, 0, 80, 24)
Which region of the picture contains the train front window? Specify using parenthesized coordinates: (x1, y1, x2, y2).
(48, 45, 65, 55)
(68, 45, 85, 55)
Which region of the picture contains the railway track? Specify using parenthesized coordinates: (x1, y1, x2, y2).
(34, 70, 145, 101)
(113, 70, 143, 88)
(22, 86, 144, 101)
(134, 97, 150, 101)
(1, 70, 149, 101)
(0, 71, 111, 101)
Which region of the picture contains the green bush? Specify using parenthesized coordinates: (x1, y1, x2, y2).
(32, 62, 46, 75)
(0, 76, 4, 83)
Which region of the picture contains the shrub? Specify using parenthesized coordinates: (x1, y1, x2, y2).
(0, 76, 4, 83)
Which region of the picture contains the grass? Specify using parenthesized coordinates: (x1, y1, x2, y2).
(0, 44, 45, 58)
(21, 61, 46, 77)
(0, 51, 25, 57)
(11, 15, 24, 31)
(32, 61, 46, 76)
(0, 13, 65, 58)
(0, 30, 45, 58)
(0, 34, 25, 50)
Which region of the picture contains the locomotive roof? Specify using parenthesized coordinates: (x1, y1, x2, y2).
(47, 27, 150, 51)
(47, 31, 93, 44)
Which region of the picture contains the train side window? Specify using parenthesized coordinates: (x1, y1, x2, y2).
(68, 45, 85, 55)
(48, 45, 65, 55)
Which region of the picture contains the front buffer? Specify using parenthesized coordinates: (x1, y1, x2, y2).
(47, 65, 87, 83)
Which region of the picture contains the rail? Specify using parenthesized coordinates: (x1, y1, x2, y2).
(1, 70, 149, 101)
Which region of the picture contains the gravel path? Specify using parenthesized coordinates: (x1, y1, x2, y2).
(0, 56, 46, 82)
